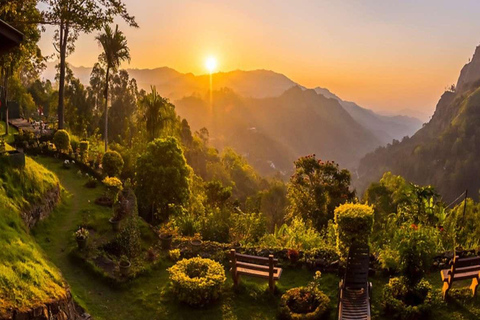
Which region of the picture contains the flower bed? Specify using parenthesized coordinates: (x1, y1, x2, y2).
(168, 257, 226, 306)
(382, 276, 434, 320)
(279, 287, 330, 320)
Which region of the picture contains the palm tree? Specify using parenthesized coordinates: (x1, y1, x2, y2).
(142, 86, 176, 141)
(96, 24, 130, 152)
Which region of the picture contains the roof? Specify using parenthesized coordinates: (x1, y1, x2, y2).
(0, 19, 24, 54)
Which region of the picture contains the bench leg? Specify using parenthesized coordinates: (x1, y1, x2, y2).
(442, 282, 450, 301)
(233, 273, 239, 288)
(470, 278, 479, 298)
(269, 280, 274, 294)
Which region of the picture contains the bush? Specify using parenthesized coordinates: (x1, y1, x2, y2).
(168, 257, 226, 306)
(390, 224, 439, 285)
(102, 151, 124, 177)
(382, 277, 434, 320)
(79, 140, 89, 162)
(258, 217, 326, 251)
(230, 211, 266, 245)
(53, 129, 70, 153)
(200, 207, 231, 243)
(116, 216, 141, 258)
(334, 203, 374, 260)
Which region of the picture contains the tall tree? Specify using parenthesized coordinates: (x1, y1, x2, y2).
(287, 155, 355, 231)
(41, 0, 137, 129)
(95, 24, 130, 151)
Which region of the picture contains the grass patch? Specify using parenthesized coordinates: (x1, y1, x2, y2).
(0, 150, 66, 317)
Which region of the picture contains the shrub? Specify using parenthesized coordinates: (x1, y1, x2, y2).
(102, 151, 124, 177)
(382, 276, 434, 320)
(53, 129, 70, 153)
(79, 140, 89, 162)
(334, 203, 374, 260)
(258, 217, 326, 251)
(168, 257, 226, 306)
(200, 207, 231, 243)
(116, 216, 141, 258)
(169, 249, 181, 261)
(230, 211, 267, 245)
(391, 224, 439, 285)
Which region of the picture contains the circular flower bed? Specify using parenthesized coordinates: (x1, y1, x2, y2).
(382, 277, 434, 320)
(279, 287, 330, 320)
(168, 257, 226, 306)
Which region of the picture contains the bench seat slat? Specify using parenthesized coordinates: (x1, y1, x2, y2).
(453, 256, 480, 268)
(441, 269, 480, 282)
(236, 267, 282, 280)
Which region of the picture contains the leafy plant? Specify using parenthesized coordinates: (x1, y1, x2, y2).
(102, 150, 124, 177)
(74, 227, 89, 240)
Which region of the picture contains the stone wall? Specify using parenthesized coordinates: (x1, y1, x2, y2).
(21, 185, 60, 229)
(7, 292, 90, 320)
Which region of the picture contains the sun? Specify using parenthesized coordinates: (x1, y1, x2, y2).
(205, 56, 217, 73)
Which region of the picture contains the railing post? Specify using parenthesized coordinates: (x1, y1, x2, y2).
(268, 254, 274, 293)
(231, 249, 238, 287)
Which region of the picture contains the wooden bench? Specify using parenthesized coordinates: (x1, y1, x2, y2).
(230, 249, 282, 292)
(440, 255, 480, 300)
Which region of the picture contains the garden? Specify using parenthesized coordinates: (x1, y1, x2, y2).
(25, 129, 480, 320)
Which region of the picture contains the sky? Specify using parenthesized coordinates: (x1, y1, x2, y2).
(38, 0, 480, 118)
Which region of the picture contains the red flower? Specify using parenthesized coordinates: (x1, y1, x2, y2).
(411, 224, 418, 230)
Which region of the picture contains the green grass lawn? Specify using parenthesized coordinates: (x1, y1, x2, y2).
(0, 121, 18, 144)
(31, 156, 480, 320)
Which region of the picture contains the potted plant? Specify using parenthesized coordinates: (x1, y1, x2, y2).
(190, 233, 203, 254)
(287, 249, 300, 265)
(63, 159, 71, 169)
(74, 227, 89, 250)
(159, 225, 174, 250)
(119, 255, 131, 277)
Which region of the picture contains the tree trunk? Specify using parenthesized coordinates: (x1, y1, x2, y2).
(57, 24, 68, 129)
(104, 67, 110, 152)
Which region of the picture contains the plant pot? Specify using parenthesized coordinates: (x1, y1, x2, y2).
(159, 234, 173, 250)
(190, 239, 203, 254)
(76, 237, 87, 250)
(109, 217, 120, 232)
(119, 260, 131, 277)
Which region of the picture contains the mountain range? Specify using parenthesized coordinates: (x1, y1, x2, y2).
(357, 45, 480, 201)
(43, 62, 422, 176)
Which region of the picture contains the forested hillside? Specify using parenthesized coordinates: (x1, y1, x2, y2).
(357, 46, 480, 201)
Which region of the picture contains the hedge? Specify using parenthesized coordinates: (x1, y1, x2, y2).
(168, 257, 226, 306)
(334, 203, 374, 260)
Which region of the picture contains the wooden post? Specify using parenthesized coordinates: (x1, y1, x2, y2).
(231, 249, 238, 287)
(268, 254, 274, 293)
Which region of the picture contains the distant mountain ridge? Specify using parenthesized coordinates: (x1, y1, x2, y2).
(43, 62, 423, 176)
(43, 62, 422, 144)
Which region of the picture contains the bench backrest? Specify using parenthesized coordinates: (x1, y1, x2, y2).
(232, 251, 278, 266)
(448, 256, 480, 281)
(343, 244, 370, 290)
